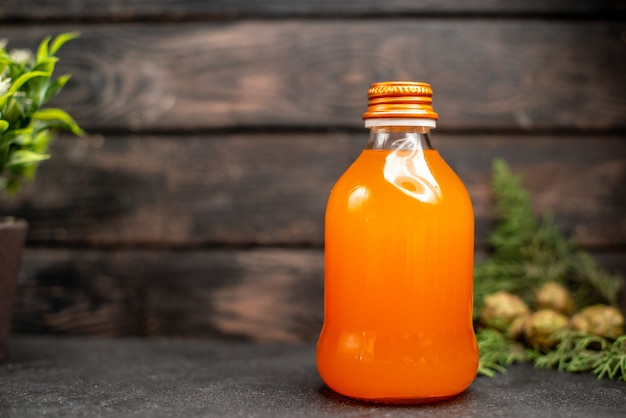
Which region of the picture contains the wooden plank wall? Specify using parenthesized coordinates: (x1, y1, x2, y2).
(1, 1, 625, 342)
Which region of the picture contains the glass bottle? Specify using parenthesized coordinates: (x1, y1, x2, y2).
(317, 81, 478, 403)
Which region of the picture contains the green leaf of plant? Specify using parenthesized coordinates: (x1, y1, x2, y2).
(7, 149, 50, 166)
(33, 108, 84, 136)
(0, 54, 12, 65)
(11, 129, 34, 146)
(3, 127, 31, 141)
(32, 128, 52, 153)
(50, 32, 80, 56)
(44, 74, 71, 103)
(0, 70, 50, 107)
(1, 33, 81, 196)
(36, 36, 52, 63)
(32, 57, 59, 75)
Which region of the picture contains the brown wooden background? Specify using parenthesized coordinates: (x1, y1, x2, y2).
(1, 1, 625, 342)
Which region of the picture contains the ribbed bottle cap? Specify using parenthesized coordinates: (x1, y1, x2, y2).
(362, 81, 439, 121)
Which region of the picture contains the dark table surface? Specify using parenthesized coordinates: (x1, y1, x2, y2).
(1, 336, 625, 417)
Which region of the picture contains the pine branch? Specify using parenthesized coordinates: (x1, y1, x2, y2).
(533, 330, 607, 373)
(592, 335, 626, 381)
(474, 158, 624, 316)
(475, 158, 625, 380)
(477, 328, 529, 377)
(533, 332, 626, 381)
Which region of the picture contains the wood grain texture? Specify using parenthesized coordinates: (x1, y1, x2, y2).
(1, 20, 624, 131)
(11, 248, 626, 341)
(3, 0, 625, 342)
(1, 0, 621, 21)
(12, 248, 324, 342)
(2, 133, 625, 249)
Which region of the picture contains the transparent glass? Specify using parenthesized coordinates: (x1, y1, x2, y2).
(317, 125, 478, 403)
(365, 126, 434, 151)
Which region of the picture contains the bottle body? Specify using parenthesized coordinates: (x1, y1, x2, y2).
(317, 127, 478, 402)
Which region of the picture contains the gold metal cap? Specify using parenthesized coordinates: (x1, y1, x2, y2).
(362, 81, 439, 120)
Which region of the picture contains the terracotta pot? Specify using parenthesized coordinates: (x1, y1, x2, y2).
(0, 218, 28, 362)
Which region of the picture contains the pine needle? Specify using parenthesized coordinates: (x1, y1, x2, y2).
(475, 159, 625, 380)
(477, 328, 528, 377)
(592, 335, 626, 381)
(474, 158, 624, 315)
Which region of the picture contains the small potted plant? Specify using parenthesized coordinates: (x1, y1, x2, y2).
(0, 32, 83, 361)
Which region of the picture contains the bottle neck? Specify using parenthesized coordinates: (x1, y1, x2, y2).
(365, 126, 434, 151)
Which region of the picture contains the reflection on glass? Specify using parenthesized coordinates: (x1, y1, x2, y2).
(347, 185, 370, 210)
(383, 134, 441, 204)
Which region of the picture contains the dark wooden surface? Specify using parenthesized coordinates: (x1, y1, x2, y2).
(10, 249, 626, 342)
(3, 134, 625, 249)
(1, 1, 625, 341)
(1, 0, 623, 22)
(1, 21, 625, 132)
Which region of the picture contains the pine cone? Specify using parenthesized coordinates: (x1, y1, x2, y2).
(534, 282, 574, 315)
(570, 304, 624, 339)
(508, 314, 529, 340)
(480, 291, 530, 333)
(523, 309, 569, 349)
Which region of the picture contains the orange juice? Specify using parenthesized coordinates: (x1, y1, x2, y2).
(317, 81, 477, 402)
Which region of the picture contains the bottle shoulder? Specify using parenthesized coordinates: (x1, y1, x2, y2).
(328, 149, 472, 212)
